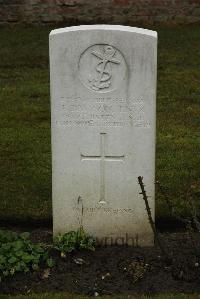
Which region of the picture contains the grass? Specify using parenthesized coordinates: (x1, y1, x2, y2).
(0, 24, 199, 222)
(156, 25, 200, 219)
(1, 294, 200, 299)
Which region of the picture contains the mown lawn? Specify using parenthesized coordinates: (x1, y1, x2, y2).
(0, 25, 199, 222)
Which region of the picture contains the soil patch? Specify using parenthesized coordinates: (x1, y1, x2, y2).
(0, 230, 200, 296)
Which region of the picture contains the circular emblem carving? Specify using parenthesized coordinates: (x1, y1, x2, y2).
(79, 44, 127, 93)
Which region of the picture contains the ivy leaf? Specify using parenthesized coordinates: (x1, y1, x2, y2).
(22, 254, 34, 263)
(46, 258, 55, 268)
(8, 257, 18, 264)
(19, 232, 30, 240)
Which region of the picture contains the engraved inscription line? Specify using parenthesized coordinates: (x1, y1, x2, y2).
(57, 97, 150, 128)
(81, 133, 125, 204)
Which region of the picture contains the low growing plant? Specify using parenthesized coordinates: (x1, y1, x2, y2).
(54, 226, 95, 256)
(0, 229, 54, 281)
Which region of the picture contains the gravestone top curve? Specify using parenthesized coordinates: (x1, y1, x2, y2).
(50, 25, 157, 38)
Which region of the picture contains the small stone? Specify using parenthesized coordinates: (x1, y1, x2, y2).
(74, 257, 85, 265)
(61, 252, 66, 258)
(179, 270, 184, 279)
(41, 268, 51, 279)
(94, 291, 99, 297)
(102, 272, 111, 280)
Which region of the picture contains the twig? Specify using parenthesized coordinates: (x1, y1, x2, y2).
(138, 176, 171, 263)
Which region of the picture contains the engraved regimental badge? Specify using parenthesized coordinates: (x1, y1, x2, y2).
(79, 44, 127, 93)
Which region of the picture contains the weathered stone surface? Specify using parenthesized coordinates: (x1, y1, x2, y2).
(50, 25, 157, 246)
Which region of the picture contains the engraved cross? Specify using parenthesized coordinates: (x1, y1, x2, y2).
(81, 133, 125, 204)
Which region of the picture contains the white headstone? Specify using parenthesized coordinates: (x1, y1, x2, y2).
(50, 25, 157, 246)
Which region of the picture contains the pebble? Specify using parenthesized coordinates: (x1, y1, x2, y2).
(94, 291, 99, 297)
(73, 258, 85, 265)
